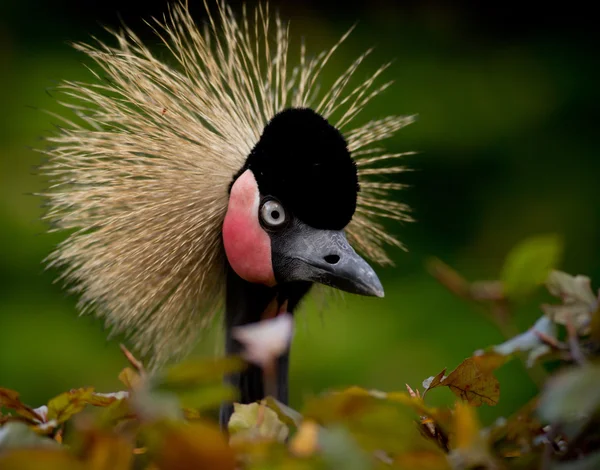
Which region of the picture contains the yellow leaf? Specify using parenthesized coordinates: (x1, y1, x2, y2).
(118, 367, 141, 390)
(289, 420, 320, 457)
(453, 402, 480, 450)
(449, 403, 497, 469)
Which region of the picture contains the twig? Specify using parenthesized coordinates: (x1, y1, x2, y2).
(566, 319, 587, 366)
(534, 330, 567, 350)
(542, 424, 561, 470)
(120, 344, 146, 377)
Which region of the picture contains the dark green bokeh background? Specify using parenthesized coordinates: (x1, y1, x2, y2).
(1, 1, 599, 424)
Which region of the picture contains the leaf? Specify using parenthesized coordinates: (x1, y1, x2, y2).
(118, 367, 142, 390)
(394, 450, 452, 470)
(492, 316, 556, 367)
(154, 357, 245, 391)
(152, 421, 236, 470)
(265, 397, 303, 428)
(487, 397, 543, 452)
(543, 270, 598, 332)
(76, 425, 133, 470)
(303, 388, 440, 455)
(0, 422, 60, 450)
(46, 388, 118, 424)
(289, 420, 320, 457)
(538, 364, 600, 425)
(423, 370, 447, 395)
(448, 402, 496, 468)
(550, 451, 600, 470)
(0, 388, 44, 423)
(590, 303, 600, 342)
(425, 356, 502, 406)
(318, 426, 371, 470)
(176, 384, 237, 412)
(302, 388, 374, 423)
(501, 234, 563, 299)
(453, 402, 480, 450)
(228, 402, 289, 443)
(0, 449, 84, 470)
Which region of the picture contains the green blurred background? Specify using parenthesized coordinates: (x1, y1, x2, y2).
(1, 0, 599, 424)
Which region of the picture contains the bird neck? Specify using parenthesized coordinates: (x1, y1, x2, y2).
(220, 264, 311, 429)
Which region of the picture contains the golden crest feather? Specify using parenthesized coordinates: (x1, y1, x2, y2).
(41, 1, 414, 365)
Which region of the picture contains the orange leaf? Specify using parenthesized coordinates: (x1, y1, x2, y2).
(289, 420, 320, 457)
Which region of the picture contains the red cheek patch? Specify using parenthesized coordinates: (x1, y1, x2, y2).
(223, 170, 276, 286)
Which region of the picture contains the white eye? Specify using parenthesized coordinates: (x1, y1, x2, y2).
(260, 200, 287, 228)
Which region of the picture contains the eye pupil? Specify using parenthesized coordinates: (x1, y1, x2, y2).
(260, 200, 286, 228)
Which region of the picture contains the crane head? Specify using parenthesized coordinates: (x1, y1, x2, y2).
(223, 108, 384, 298)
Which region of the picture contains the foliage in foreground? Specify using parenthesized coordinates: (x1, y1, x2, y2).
(1, 235, 600, 469)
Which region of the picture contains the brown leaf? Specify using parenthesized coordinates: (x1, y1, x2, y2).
(76, 425, 134, 470)
(425, 356, 501, 407)
(543, 270, 598, 332)
(590, 304, 600, 342)
(0, 449, 84, 470)
(395, 450, 452, 470)
(487, 397, 543, 453)
(154, 422, 236, 470)
(422, 369, 447, 396)
(0, 388, 44, 423)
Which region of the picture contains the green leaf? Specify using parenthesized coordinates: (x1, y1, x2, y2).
(0, 422, 60, 450)
(228, 402, 289, 443)
(176, 384, 238, 412)
(538, 364, 600, 425)
(265, 397, 303, 428)
(153, 357, 245, 391)
(47, 388, 95, 424)
(501, 234, 563, 299)
(318, 426, 371, 470)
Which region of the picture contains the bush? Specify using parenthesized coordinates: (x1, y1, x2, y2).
(1, 235, 599, 469)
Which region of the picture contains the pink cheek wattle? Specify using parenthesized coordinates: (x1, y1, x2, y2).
(223, 170, 276, 286)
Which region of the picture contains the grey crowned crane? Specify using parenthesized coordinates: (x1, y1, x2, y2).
(41, 1, 414, 428)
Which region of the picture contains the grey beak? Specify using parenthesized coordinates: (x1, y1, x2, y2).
(271, 220, 384, 297)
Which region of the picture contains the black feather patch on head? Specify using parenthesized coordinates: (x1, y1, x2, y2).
(240, 108, 359, 230)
